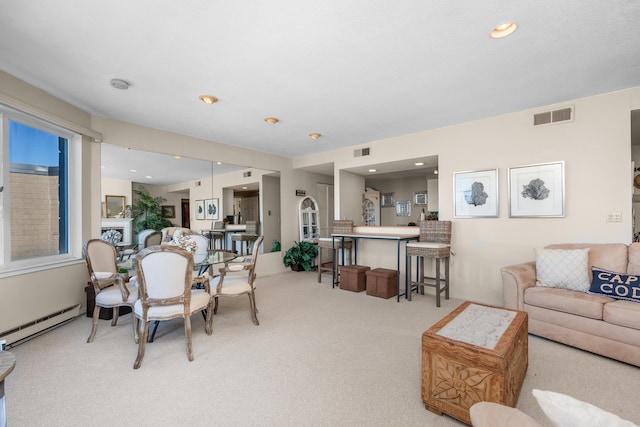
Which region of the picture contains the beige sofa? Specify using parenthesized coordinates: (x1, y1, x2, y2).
(501, 243, 640, 367)
(160, 226, 193, 241)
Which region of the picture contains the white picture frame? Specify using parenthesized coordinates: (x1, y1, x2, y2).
(453, 168, 499, 218)
(195, 200, 205, 220)
(204, 198, 219, 220)
(508, 161, 565, 217)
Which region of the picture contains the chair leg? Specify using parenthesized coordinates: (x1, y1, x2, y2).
(133, 315, 139, 344)
(248, 292, 259, 325)
(133, 321, 149, 369)
(205, 300, 214, 335)
(444, 257, 450, 300)
(87, 305, 102, 343)
(184, 316, 194, 361)
(213, 296, 219, 314)
(435, 258, 441, 307)
(111, 307, 119, 326)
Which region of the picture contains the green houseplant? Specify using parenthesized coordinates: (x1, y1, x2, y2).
(283, 241, 318, 271)
(131, 186, 174, 233)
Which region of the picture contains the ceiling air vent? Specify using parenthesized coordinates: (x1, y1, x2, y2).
(354, 147, 371, 157)
(243, 171, 252, 178)
(534, 106, 574, 126)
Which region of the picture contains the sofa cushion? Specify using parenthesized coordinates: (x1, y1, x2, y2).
(604, 300, 640, 330)
(524, 287, 613, 320)
(546, 243, 629, 278)
(535, 248, 590, 291)
(589, 266, 640, 303)
(532, 389, 638, 427)
(628, 242, 640, 275)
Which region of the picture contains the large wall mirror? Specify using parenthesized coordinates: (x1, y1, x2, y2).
(100, 144, 282, 252)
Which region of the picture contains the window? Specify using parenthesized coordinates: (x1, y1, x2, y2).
(1, 109, 78, 270)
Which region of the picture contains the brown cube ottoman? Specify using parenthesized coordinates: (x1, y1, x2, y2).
(339, 265, 370, 292)
(366, 268, 398, 299)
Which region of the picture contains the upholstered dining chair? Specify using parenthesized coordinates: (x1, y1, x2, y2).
(132, 245, 213, 369)
(210, 235, 264, 325)
(119, 229, 163, 261)
(85, 239, 138, 343)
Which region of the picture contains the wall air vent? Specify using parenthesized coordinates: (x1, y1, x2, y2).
(534, 106, 574, 126)
(243, 171, 252, 178)
(354, 147, 371, 157)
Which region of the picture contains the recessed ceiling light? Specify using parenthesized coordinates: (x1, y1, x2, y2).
(415, 162, 424, 166)
(242, 186, 248, 190)
(110, 78, 129, 90)
(308, 133, 321, 140)
(174, 155, 181, 159)
(217, 162, 222, 165)
(368, 169, 377, 173)
(490, 21, 517, 38)
(130, 169, 137, 172)
(199, 95, 218, 105)
(264, 117, 279, 124)
(145, 176, 152, 179)
(434, 169, 439, 175)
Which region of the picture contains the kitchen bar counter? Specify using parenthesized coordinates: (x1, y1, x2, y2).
(332, 226, 419, 301)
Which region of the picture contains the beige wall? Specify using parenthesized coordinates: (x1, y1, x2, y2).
(0, 71, 94, 334)
(298, 87, 640, 304)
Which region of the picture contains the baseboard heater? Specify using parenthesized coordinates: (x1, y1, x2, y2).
(0, 304, 81, 347)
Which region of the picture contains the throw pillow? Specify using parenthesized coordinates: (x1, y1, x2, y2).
(532, 389, 638, 427)
(589, 266, 640, 303)
(535, 248, 590, 292)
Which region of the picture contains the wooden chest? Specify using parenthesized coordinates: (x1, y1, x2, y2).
(421, 301, 528, 425)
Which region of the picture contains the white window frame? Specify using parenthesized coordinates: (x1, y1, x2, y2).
(0, 106, 82, 275)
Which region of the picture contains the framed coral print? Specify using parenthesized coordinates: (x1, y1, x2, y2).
(204, 198, 219, 220)
(453, 169, 499, 218)
(196, 200, 205, 220)
(508, 161, 564, 217)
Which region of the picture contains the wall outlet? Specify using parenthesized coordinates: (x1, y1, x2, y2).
(606, 211, 622, 223)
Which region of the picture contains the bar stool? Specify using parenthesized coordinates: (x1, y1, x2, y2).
(211, 221, 226, 250)
(406, 220, 452, 307)
(317, 220, 354, 284)
(231, 221, 259, 255)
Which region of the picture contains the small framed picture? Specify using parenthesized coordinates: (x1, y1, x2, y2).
(162, 205, 176, 218)
(381, 192, 395, 208)
(205, 198, 219, 220)
(508, 161, 565, 217)
(414, 191, 428, 206)
(396, 201, 411, 216)
(195, 200, 205, 220)
(453, 169, 499, 218)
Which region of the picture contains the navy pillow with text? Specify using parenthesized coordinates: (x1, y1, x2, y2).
(589, 266, 640, 303)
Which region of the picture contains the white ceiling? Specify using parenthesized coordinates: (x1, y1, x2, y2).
(1, 1, 640, 168)
(100, 144, 245, 186)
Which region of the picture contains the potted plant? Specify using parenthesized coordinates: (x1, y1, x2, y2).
(283, 241, 318, 271)
(131, 185, 174, 233)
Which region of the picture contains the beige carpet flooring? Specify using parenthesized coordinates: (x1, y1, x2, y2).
(5, 270, 640, 426)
